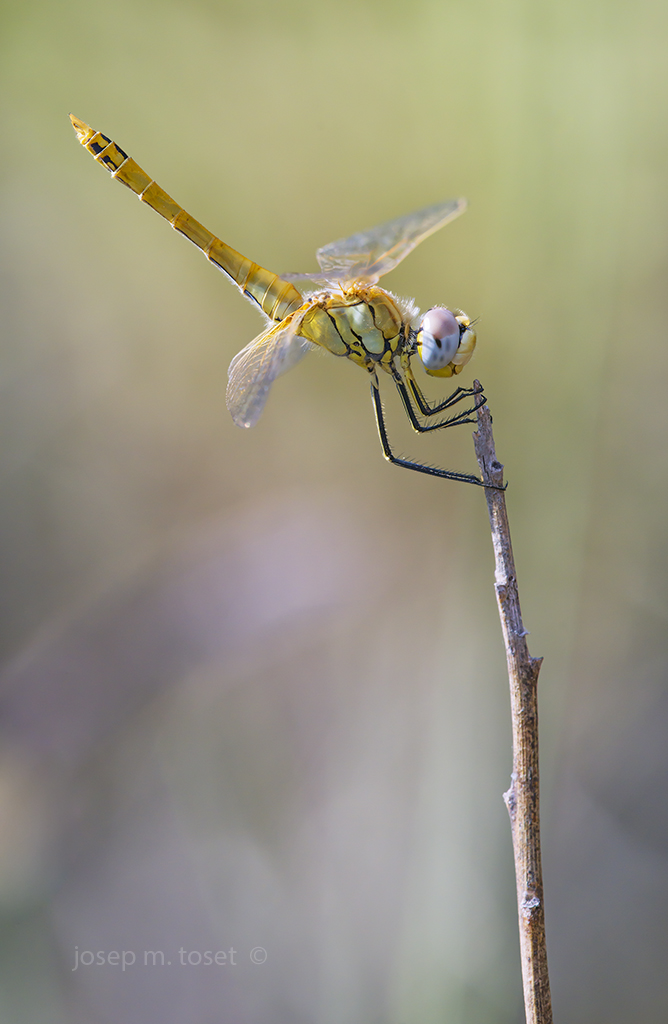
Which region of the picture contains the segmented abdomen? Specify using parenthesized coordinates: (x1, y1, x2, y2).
(69, 116, 303, 322)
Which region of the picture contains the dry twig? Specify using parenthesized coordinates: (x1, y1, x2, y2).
(472, 381, 553, 1024)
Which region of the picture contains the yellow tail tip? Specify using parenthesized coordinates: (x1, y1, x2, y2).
(69, 113, 95, 145)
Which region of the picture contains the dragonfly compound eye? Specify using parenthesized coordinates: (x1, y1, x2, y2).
(417, 307, 461, 376)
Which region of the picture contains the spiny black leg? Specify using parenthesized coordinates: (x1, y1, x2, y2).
(409, 379, 475, 416)
(370, 378, 487, 487)
(404, 364, 481, 418)
(392, 369, 486, 434)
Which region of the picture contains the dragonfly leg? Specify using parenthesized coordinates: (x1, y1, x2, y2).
(402, 361, 481, 417)
(370, 377, 487, 487)
(391, 366, 486, 434)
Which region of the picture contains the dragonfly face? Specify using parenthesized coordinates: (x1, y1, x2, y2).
(416, 307, 477, 378)
(70, 114, 487, 486)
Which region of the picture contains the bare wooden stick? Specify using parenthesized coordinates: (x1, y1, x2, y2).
(471, 381, 553, 1024)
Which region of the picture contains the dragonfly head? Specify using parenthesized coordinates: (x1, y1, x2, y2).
(416, 307, 477, 378)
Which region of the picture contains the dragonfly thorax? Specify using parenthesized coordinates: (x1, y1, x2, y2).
(298, 284, 410, 371)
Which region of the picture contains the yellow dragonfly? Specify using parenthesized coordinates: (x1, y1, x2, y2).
(70, 114, 486, 486)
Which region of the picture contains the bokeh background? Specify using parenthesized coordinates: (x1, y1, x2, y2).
(1, 0, 667, 1020)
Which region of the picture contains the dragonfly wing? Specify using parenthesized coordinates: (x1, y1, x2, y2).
(226, 316, 311, 428)
(316, 198, 467, 282)
(280, 270, 335, 294)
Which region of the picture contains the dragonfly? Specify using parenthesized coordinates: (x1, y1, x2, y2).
(70, 114, 487, 486)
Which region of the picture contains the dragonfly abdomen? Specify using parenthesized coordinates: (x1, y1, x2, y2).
(69, 115, 303, 322)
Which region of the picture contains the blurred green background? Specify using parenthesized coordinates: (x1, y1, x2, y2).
(1, 0, 667, 1020)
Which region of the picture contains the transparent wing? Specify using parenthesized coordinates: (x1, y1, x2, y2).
(226, 316, 311, 428)
(315, 198, 467, 283)
(280, 271, 335, 294)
